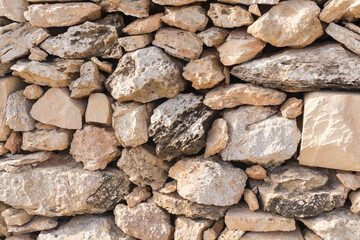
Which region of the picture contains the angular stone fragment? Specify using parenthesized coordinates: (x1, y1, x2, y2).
(248, 0, 323, 48)
(0, 143, 8, 156)
(96, 0, 149, 18)
(153, 28, 203, 61)
(319, 0, 355, 23)
(197, 27, 229, 47)
(231, 43, 360, 92)
(6, 91, 35, 132)
(40, 22, 122, 59)
(208, 4, 253, 28)
(175, 217, 212, 240)
(1, 208, 33, 226)
(106, 46, 185, 103)
(244, 189, 259, 211)
(204, 118, 228, 158)
(169, 156, 247, 206)
(159, 181, 177, 194)
(28, 47, 47, 61)
(344, 21, 360, 34)
(152, 0, 205, 5)
(4, 131, 21, 155)
(162, 5, 208, 32)
(24, 3, 101, 28)
(0, 152, 52, 173)
(149, 93, 213, 160)
(326, 22, 360, 55)
(245, 165, 267, 179)
(219, 0, 278, 4)
(0, 0, 28, 22)
(248, 4, 261, 16)
(280, 97, 303, 119)
(217, 29, 266, 66)
(0, 62, 12, 78)
(240, 228, 305, 240)
(203, 219, 224, 240)
(349, 190, 360, 213)
(118, 34, 152, 52)
(0, 155, 130, 216)
(218, 228, 245, 240)
(337, 173, 360, 190)
(343, 1, 360, 21)
(35, 122, 56, 130)
(91, 57, 112, 73)
(6, 234, 32, 240)
(11, 59, 83, 87)
(125, 187, 151, 208)
(302, 228, 322, 240)
(22, 85, 43, 100)
(30, 88, 86, 130)
(114, 202, 173, 240)
(117, 145, 169, 190)
(7, 216, 57, 235)
(123, 13, 163, 35)
(85, 93, 112, 126)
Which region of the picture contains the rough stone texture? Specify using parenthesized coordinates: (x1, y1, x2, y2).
(240, 228, 305, 240)
(231, 43, 360, 92)
(349, 190, 360, 213)
(203, 219, 224, 240)
(125, 187, 151, 208)
(5, 91, 35, 132)
(95, 13, 124, 33)
(40, 22, 122, 59)
(85, 93, 113, 125)
(319, 0, 355, 23)
(22, 128, 72, 152)
(161, 5, 208, 32)
(245, 165, 267, 180)
(248, 0, 323, 48)
(326, 22, 360, 55)
(11, 59, 83, 87)
(22, 85, 43, 100)
(219, 0, 278, 4)
(218, 29, 266, 66)
(7, 216, 57, 236)
(250, 163, 350, 218)
(197, 27, 229, 47)
(153, 191, 228, 220)
(158, 181, 177, 194)
(0, 23, 49, 63)
(95, 0, 149, 18)
(28, 47, 47, 61)
(30, 88, 86, 130)
(122, 13, 163, 35)
(24, 3, 101, 28)
(5, 131, 21, 155)
(114, 202, 173, 240)
(204, 83, 286, 110)
(0, 154, 130, 216)
(344, 21, 360, 33)
(1, 208, 33, 226)
(337, 173, 360, 190)
(169, 156, 247, 206)
(148, 93, 214, 160)
(220, 106, 300, 165)
(343, 1, 360, 21)
(243, 189, 259, 211)
(299, 91, 360, 171)
(0, 0, 28, 22)
(248, 4, 261, 16)
(35, 122, 57, 130)
(91, 57, 113, 73)
(152, 0, 205, 5)
(118, 34, 152, 52)
(218, 228, 245, 240)
(0, 62, 12, 78)
(106, 46, 185, 103)
(0, 143, 8, 156)
(280, 97, 303, 119)
(204, 118, 228, 158)
(208, 4, 253, 28)
(70, 125, 120, 171)
(174, 216, 212, 240)
(0, 152, 52, 173)
(302, 228, 322, 240)
(117, 145, 169, 190)
(37, 214, 134, 240)
(112, 102, 153, 147)
(6, 235, 32, 240)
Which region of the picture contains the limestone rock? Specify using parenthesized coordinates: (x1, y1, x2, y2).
(148, 93, 214, 160)
(204, 83, 286, 110)
(24, 3, 101, 28)
(197, 27, 229, 47)
(174, 217, 212, 240)
(114, 202, 173, 240)
(40, 22, 122, 59)
(28, 47, 47, 61)
(244, 189, 259, 211)
(118, 34, 152, 52)
(218, 0, 278, 4)
(30, 88, 86, 130)
(125, 187, 151, 208)
(161, 5, 208, 32)
(95, 13, 124, 33)
(70, 125, 120, 171)
(158, 181, 177, 194)
(218, 228, 245, 240)
(1, 208, 33, 226)
(302, 228, 322, 240)
(280, 97, 303, 119)
(220, 106, 300, 165)
(337, 173, 360, 190)
(7, 216, 57, 236)
(35, 122, 56, 130)
(152, 0, 206, 5)
(153, 191, 228, 220)
(91, 57, 113, 73)
(231, 43, 360, 92)
(203, 219, 224, 240)
(0, 0, 28, 22)
(0, 62, 13, 78)
(208, 4, 253, 28)
(248, 4, 261, 16)
(106, 46, 185, 103)
(217, 29, 266, 66)
(0, 151, 52, 173)
(4, 131, 21, 155)
(319, 0, 355, 23)
(349, 190, 360, 213)
(0, 154, 130, 216)
(21, 128, 72, 152)
(299, 91, 360, 171)
(204, 118, 228, 158)
(6, 235, 32, 240)
(169, 156, 247, 206)
(112, 102, 153, 147)
(37, 214, 134, 240)
(11, 59, 83, 87)
(22, 85, 43, 100)
(69, 61, 105, 98)
(117, 145, 169, 190)
(343, 1, 360, 21)
(183, 55, 224, 89)
(5, 91, 35, 132)
(245, 165, 267, 180)
(326, 22, 360, 55)
(249, 164, 350, 217)
(85, 93, 112, 126)
(122, 13, 163, 35)
(0, 143, 8, 156)
(96, 0, 149, 18)
(344, 21, 360, 34)
(240, 228, 305, 240)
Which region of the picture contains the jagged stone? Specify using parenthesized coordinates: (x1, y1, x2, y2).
(95, 13, 124, 34)
(118, 34, 152, 52)
(337, 173, 360, 190)
(343, 1, 360, 21)
(7, 216, 57, 236)
(158, 181, 177, 194)
(0, 143, 8, 156)
(122, 13, 163, 35)
(0, 0, 28, 22)
(280, 97, 303, 119)
(240, 227, 304, 240)
(4, 131, 21, 155)
(349, 190, 360, 213)
(28, 47, 47, 61)
(326, 22, 360, 55)
(197, 27, 229, 47)
(218, 0, 278, 4)
(22, 85, 43, 100)
(0, 62, 12, 78)
(174, 217, 212, 240)
(91, 57, 112, 73)
(208, 3, 253, 28)
(319, 0, 355, 23)
(125, 187, 151, 208)
(243, 189, 259, 211)
(248, 4, 261, 16)
(1, 208, 33, 227)
(0, 152, 52, 173)
(245, 165, 267, 180)
(152, 0, 205, 5)
(148, 93, 214, 160)
(85, 93, 113, 126)
(95, 0, 149, 18)
(203, 219, 224, 240)
(218, 228, 245, 240)
(106, 46, 185, 103)
(204, 118, 228, 158)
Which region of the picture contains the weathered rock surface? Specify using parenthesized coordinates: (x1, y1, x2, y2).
(22, 85, 43, 100)
(0, 151, 52, 173)
(197, 27, 229, 47)
(245, 165, 267, 179)
(40, 22, 122, 59)
(204, 118, 228, 158)
(122, 13, 163, 35)
(169, 156, 247, 206)
(218, 0, 278, 4)
(28, 47, 47, 61)
(0, 143, 8, 156)
(1, 208, 32, 226)
(240, 228, 305, 240)
(153, 191, 228, 220)
(24, 3, 101, 28)
(343, 1, 360, 21)
(281, 97, 303, 119)
(0, 0, 28, 22)
(5, 131, 21, 155)
(114, 203, 173, 240)
(203, 219, 224, 240)
(326, 22, 360, 55)
(118, 34, 152, 52)
(319, 0, 355, 23)
(248, 4, 261, 16)
(117, 145, 169, 190)
(30, 88, 86, 130)
(302, 228, 322, 240)
(349, 190, 360, 213)
(95, 0, 149, 18)
(337, 173, 360, 190)
(85, 93, 112, 125)
(174, 216, 212, 240)
(70, 125, 120, 171)
(344, 21, 360, 33)
(91, 57, 113, 73)
(7, 216, 57, 236)
(152, 0, 205, 5)
(148, 93, 214, 160)
(106, 46, 185, 103)
(0, 62, 12, 78)
(243, 189, 259, 211)
(11, 59, 83, 87)
(218, 228, 245, 240)
(159, 181, 177, 194)
(208, 4, 253, 28)
(125, 187, 151, 208)
(231, 43, 360, 92)
(6, 235, 32, 240)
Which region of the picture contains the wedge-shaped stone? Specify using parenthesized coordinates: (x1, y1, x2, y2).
(0, 0, 28, 22)
(40, 22, 122, 59)
(1, 208, 33, 227)
(240, 227, 304, 240)
(343, 1, 360, 21)
(319, 0, 355, 23)
(95, 0, 149, 18)
(24, 3, 101, 27)
(85, 93, 112, 125)
(175, 217, 212, 240)
(204, 118, 228, 158)
(152, 0, 205, 5)
(0, 143, 8, 156)
(118, 34, 152, 52)
(349, 190, 360, 213)
(326, 22, 360, 55)
(5, 131, 21, 155)
(125, 187, 151, 208)
(208, 4, 253, 28)
(280, 97, 303, 119)
(231, 43, 360, 92)
(337, 173, 360, 190)
(218, 228, 245, 240)
(0, 152, 52, 173)
(197, 27, 229, 47)
(7, 216, 57, 236)
(122, 13, 163, 35)
(106, 46, 185, 103)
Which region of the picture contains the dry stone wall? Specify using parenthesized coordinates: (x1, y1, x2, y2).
(0, 0, 360, 239)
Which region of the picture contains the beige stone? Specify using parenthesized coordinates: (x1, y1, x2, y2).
(281, 97, 303, 119)
(0, 143, 8, 156)
(24, 3, 101, 27)
(343, 1, 360, 21)
(0, 0, 28, 22)
(85, 93, 112, 126)
(7, 216, 57, 235)
(6, 234, 32, 240)
(203, 219, 224, 240)
(35, 122, 57, 130)
(326, 22, 360, 55)
(303, 228, 323, 240)
(204, 118, 228, 158)
(0, 215, 7, 237)
(97, 0, 149, 18)
(125, 187, 151, 208)
(208, 4, 253, 28)
(1, 208, 33, 227)
(28, 47, 47, 61)
(30, 88, 86, 130)
(90, 57, 113, 73)
(248, 0, 323, 48)
(204, 83, 286, 110)
(337, 173, 360, 190)
(152, 0, 205, 5)
(218, 0, 278, 4)
(118, 34, 153, 52)
(123, 13, 163, 35)
(158, 181, 177, 194)
(0, 62, 12, 78)
(218, 228, 245, 240)
(197, 27, 229, 47)
(4, 131, 21, 155)
(174, 216, 212, 240)
(245, 165, 267, 179)
(319, 0, 355, 23)
(22, 85, 43, 100)
(0, 152, 52, 173)
(217, 29, 266, 66)
(349, 190, 360, 213)
(240, 228, 305, 240)
(243, 189, 259, 211)
(249, 4, 261, 16)
(344, 21, 360, 34)
(95, 13, 124, 32)
(161, 5, 208, 32)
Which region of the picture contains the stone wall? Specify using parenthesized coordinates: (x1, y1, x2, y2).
(0, 0, 359, 239)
